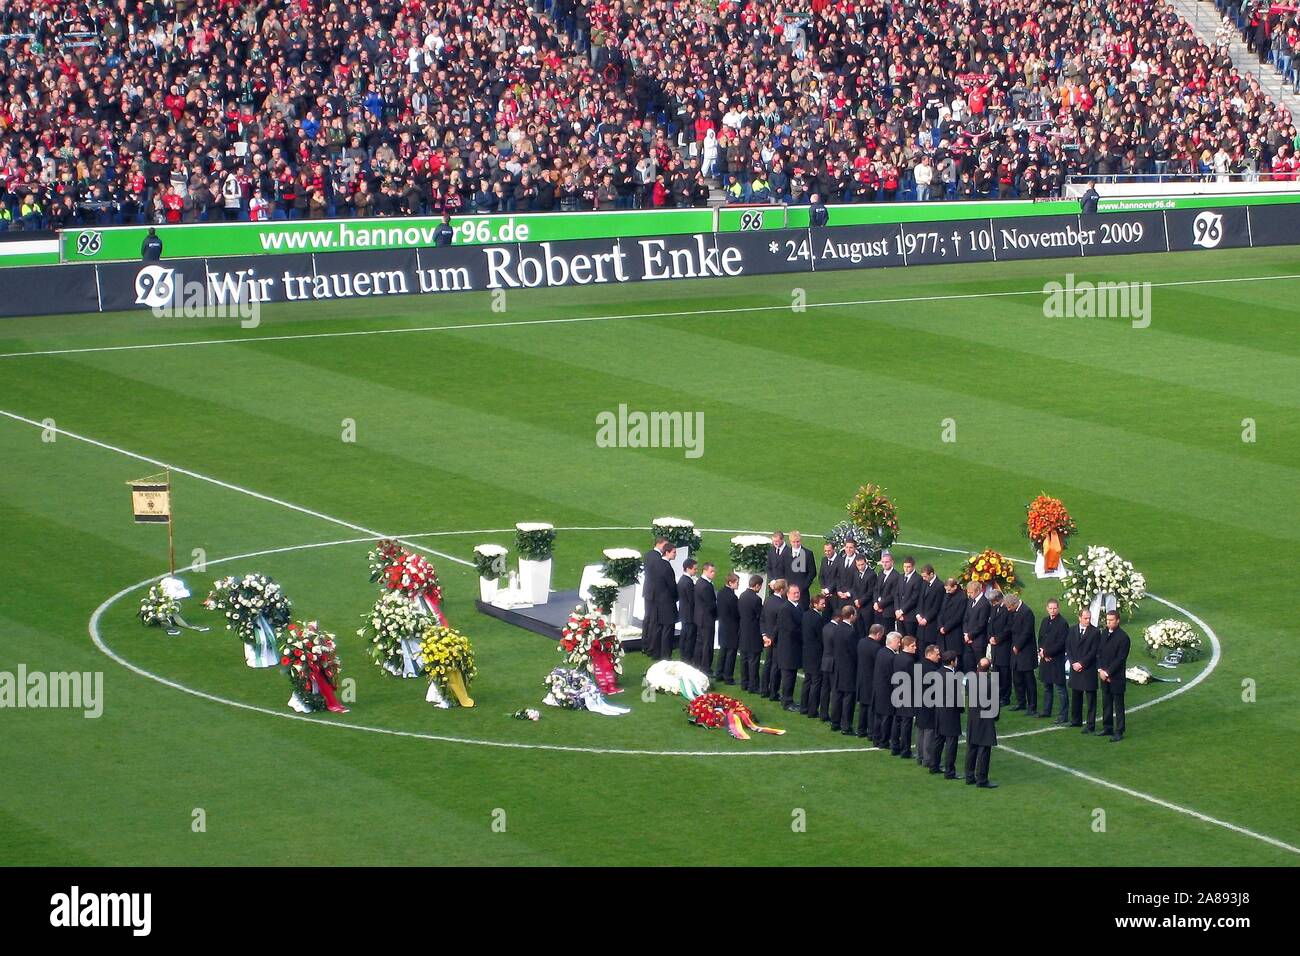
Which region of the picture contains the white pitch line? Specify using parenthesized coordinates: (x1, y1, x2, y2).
(0, 410, 471, 568)
(3, 270, 1299, 360)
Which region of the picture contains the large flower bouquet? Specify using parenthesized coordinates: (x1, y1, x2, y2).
(644, 659, 711, 700)
(357, 591, 426, 676)
(138, 585, 180, 630)
(651, 517, 701, 552)
(1143, 618, 1202, 661)
(368, 540, 447, 624)
(559, 605, 623, 693)
(729, 534, 770, 573)
(280, 620, 347, 714)
(1024, 494, 1077, 551)
(515, 522, 556, 560)
(846, 483, 900, 559)
(1061, 545, 1146, 618)
(687, 693, 786, 739)
(419, 624, 476, 708)
(542, 667, 630, 715)
(957, 549, 1019, 592)
(205, 573, 293, 667)
(601, 547, 643, 587)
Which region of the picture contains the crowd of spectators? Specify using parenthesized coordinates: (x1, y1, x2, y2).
(0, 0, 1296, 232)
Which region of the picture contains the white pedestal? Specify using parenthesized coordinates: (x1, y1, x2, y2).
(479, 577, 499, 602)
(518, 558, 552, 605)
(614, 585, 636, 629)
(668, 546, 690, 579)
(731, 570, 767, 600)
(1034, 551, 1067, 580)
(577, 563, 604, 601)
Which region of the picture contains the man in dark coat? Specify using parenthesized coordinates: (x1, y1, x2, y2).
(818, 606, 847, 721)
(693, 563, 719, 674)
(782, 531, 816, 609)
(916, 564, 944, 650)
(1068, 609, 1101, 733)
(828, 607, 858, 734)
(649, 543, 679, 659)
(1097, 610, 1131, 742)
(760, 580, 787, 699)
(850, 555, 877, 633)
(873, 551, 900, 630)
(964, 661, 999, 788)
(640, 539, 669, 657)
(775, 585, 805, 710)
(854, 623, 885, 737)
(890, 634, 919, 757)
(986, 590, 1012, 706)
(818, 542, 839, 602)
(714, 573, 741, 685)
(933, 651, 963, 778)
(961, 582, 991, 671)
(937, 578, 966, 660)
(832, 539, 860, 611)
(765, 531, 787, 585)
(872, 632, 900, 747)
(914, 642, 942, 767)
(1007, 593, 1037, 713)
(1036, 599, 1070, 721)
(895, 556, 923, 637)
(737, 575, 764, 692)
(677, 560, 699, 663)
(799, 592, 831, 716)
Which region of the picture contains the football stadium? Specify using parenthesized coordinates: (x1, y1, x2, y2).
(0, 0, 1297, 916)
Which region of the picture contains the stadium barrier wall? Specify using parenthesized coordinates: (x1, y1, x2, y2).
(3, 203, 1294, 319)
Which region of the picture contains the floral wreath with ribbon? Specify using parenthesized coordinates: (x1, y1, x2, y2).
(280, 620, 347, 713)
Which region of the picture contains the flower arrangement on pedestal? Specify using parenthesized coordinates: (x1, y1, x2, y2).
(686, 693, 786, 739)
(559, 605, 624, 694)
(600, 548, 643, 587)
(280, 620, 347, 713)
(957, 549, 1020, 593)
(1024, 494, 1077, 572)
(367, 540, 447, 624)
(1143, 619, 1202, 661)
(139, 585, 181, 632)
(514, 523, 556, 560)
(205, 573, 293, 667)
(1061, 545, 1146, 619)
(472, 544, 508, 581)
(419, 624, 476, 708)
(651, 517, 701, 553)
(845, 483, 900, 560)
(729, 534, 770, 572)
(357, 591, 426, 677)
(587, 577, 619, 615)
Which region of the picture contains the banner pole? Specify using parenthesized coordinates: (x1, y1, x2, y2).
(167, 468, 175, 575)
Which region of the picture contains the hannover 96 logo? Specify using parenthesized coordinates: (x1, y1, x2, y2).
(134, 265, 177, 308)
(1192, 211, 1223, 248)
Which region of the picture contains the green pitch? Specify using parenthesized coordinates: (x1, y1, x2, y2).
(1, 246, 1297, 866)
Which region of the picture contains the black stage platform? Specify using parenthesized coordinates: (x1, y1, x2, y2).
(475, 588, 645, 650)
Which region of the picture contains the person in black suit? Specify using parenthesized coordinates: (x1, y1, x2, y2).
(1036, 599, 1070, 721)
(833, 538, 859, 611)
(828, 606, 858, 734)
(693, 563, 719, 674)
(873, 551, 900, 631)
(640, 539, 669, 657)
(799, 592, 831, 716)
(783, 531, 816, 609)
(916, 564, 944, 649)
(818, 542, 839, 603)
(760, 579, 787, 699)
(1098, 610, 1131, 742)
(854, 623, 885, 737)
(775, 585, 805, 710)
(849, 555, 877, 633)
(964, 660, 999, 788)
(986, 590, 1012, 706)
(1007, 593, 1037, 713)
(914, 642, 942, 767)
(937, 578, 966, 660)
(714, 573, 741, 685)
(677, 559, 699, 663)
(737, 575, 764, 691)
(817, 606, 844, 721)
(649, 543, 679, 660)
(765, 531, 787, 586)
(961, 582, 991, 672)
(1068, 609, 1101, 733)
(894, 556, 923, 637)
(890, 634, 918, 757)
(872, 631, 900, 747)
(933, 651, 963, 778)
